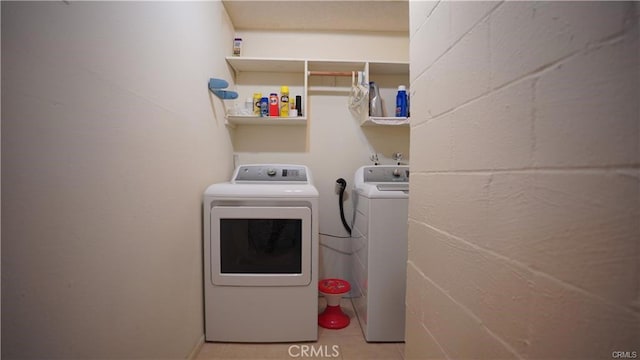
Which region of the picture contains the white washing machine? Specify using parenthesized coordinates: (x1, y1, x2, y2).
(203, 164, 319, 342)
(351, 165, 409, 342)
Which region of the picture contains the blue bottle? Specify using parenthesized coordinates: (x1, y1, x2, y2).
(395, 85, 408, 117)
(260, 97, 269, 117)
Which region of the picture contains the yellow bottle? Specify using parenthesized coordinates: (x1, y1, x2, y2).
(280, 86, 289, 117)
(253, 93, 262, 115)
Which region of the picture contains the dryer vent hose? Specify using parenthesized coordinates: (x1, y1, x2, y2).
(336, 178, 352, 235)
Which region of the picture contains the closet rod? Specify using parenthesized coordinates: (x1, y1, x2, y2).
(307, 71, 355, 77)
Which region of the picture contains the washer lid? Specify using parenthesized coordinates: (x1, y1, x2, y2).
(354, 165, 410, 199)
(376, 183, 409, 191)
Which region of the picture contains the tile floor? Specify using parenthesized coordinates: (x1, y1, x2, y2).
(196, 297, 404, 360)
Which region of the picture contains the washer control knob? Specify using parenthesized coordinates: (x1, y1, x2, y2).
(267, 168, 277, 177)
(393, 168, 402, 177)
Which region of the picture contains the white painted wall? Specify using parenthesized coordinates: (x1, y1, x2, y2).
(1, 3, 3, 355)
(1, 2, 235, 358)
(406, 1, 639, 358)
(236, 29, 408, 62)
(231, 29, 409, 285)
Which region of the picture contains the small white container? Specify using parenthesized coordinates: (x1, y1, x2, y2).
(233, 38, 242, 56)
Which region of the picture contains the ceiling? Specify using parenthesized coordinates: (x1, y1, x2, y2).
(222, 0, 409, 33)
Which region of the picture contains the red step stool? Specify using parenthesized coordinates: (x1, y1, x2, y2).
(318, 278, 351, 329)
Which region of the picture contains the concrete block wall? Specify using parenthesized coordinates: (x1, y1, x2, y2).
(406, 2, 639, 359)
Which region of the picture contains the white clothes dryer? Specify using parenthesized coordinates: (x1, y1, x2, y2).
(351, 165, 409, 342)
(203, 164, 319, 342)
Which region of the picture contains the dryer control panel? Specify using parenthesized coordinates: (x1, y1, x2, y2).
(233, 165, 309, 182)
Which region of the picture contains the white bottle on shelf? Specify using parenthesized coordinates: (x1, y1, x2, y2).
(369, 81, 383, 117)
